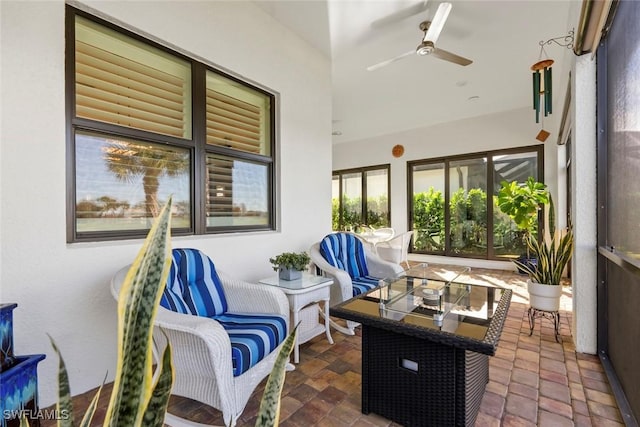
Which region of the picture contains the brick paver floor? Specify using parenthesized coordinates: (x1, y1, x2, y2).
(42, 264, 625, 426)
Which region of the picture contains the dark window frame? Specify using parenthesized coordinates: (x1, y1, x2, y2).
(407, 145, 544, 260)
(332, 164, 391, 230)
(65, 6, 276, 242)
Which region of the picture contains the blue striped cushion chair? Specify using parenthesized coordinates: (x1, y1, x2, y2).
(160, 248, 286, 377)
(319, 233, 380, 296)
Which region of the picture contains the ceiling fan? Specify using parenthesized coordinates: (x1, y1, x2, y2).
(367, 2, 472, 71)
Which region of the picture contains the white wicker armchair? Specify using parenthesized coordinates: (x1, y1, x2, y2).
(309, 233, 403, 335)
(111, 263, 290, 427)
(375, 230, 415, 269)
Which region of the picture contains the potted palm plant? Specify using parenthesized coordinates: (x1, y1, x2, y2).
(497, 177, 549, 272)
(515, 196, 574, 311)
(270, 252, 311, 281)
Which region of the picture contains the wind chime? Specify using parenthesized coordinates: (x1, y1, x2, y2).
(531, 58, 553, 141)
(531, 58, 553, 124)
(531, 31, 574, 142)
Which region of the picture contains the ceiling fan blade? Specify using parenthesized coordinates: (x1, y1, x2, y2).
(423, 2, 452, 43)
(430, 47, 473, 66)
(367, 50, 415, 71)
(371, 1, 430, 29)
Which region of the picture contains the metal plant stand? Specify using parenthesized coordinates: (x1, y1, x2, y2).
(528, 306, 560, 342)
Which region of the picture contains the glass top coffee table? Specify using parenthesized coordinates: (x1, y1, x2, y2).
(330, 264, 512, 427)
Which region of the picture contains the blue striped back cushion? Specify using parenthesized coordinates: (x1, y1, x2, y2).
(215, 312, 287, 377)
(160, 248, 228, 317)
(319, 233, 369, 279)
(352, 276, 380, 296)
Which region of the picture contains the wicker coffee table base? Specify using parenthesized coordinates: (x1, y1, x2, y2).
(361, 325, 489, 427)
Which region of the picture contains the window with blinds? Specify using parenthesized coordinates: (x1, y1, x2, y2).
(67, 7, 275, 241)
(75, 16, 192, 139)
(206, 155, 270, 227)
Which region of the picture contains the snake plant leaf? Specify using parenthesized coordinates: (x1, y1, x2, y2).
(78, 381, 105, 427)
(19, 415, 30, 427)
(517, 226, 573, 286)
(48, 334, 74, 427)
(255, 324, 299, 427)
(548, 194, 556, 238)
(105, 197, 173, 427)
(142, 339, 174, 427)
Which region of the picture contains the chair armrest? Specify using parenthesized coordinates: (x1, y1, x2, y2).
(309, 243, 354, 302)
(153, 307, 235, 385)
(218, 271, 289, 323)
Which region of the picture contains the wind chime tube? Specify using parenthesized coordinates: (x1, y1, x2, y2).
(544, 67, 549, 116)
(546, 66, 552, 115)
(533, 71, 540, 123)
(532, 72, 536, 111)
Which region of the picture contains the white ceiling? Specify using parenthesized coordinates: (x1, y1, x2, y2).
(256, 0, 575, 144)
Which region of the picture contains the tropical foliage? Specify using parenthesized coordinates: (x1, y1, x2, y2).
(496, 177, 549, 253)
(449, 187, 488, 254)
(410, 183, 546, 257)
(103, 140, 189, 218)
(332, 195, 389, 231)
(412, 188, 445, 252)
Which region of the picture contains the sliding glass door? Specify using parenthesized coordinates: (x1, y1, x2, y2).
(408, 146, 543, 260)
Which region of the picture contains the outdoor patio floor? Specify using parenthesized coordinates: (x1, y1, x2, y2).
(42, 264, 625, 426)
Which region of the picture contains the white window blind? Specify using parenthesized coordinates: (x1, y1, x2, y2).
(206, 72, 270, 155)
(75, 16, 192, 139)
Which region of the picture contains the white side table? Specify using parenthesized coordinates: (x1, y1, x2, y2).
(259, 273, 334, 363)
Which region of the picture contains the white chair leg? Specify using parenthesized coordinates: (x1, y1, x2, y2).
(319, 309, 357, 335)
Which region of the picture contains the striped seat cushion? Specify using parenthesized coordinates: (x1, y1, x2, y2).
(214, 312, 287, 377)
(319, 233, 369, 279)
(160, 248, 228, 317)
(352, 276, 380, 296)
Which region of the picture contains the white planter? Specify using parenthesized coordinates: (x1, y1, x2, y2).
(527, 280, 562, 311)
(279, 268, 302, 281)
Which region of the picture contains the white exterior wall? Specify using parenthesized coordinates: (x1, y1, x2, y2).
(0, 0, 332, 406)
(571, 54, 598, 354)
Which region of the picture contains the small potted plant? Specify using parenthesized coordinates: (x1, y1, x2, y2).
(497, 177, 549, 272)
(269, 252, 311, 281)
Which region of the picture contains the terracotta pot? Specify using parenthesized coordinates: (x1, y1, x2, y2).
(527, 280, 562, 311)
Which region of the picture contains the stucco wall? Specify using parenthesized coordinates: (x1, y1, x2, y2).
(571, 54, 598, 354)
(0, 0, 332, 406)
